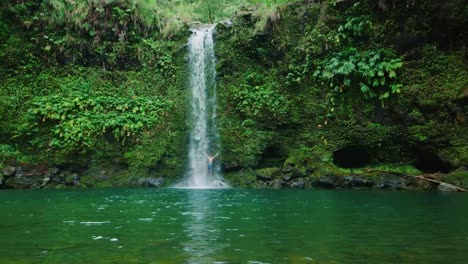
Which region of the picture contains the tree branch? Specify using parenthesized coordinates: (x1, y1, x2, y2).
(364, 169, 466, 192)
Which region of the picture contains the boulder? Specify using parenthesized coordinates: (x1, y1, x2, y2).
(135, 177, 165, 188)
(5, 175, 33, 189)
(280, 166, 306, 182)
(265, 178, 283, 189)
(220, 19, 233, 28)
(343, 176, 374, 188)
(376, 175, 408, 190)
(437, 182, 458, 192)
(41, 177, 51, 187)
(1, 166, 16, 177)
(282, 173, 292, 182)
(255, 167, 280, 181)
(65, 173, 80, 186)
(15, 166, 24, 176)
(311, 176, 336, 189)
(49, 167, 60, 175)
(289, 178, 306, 189)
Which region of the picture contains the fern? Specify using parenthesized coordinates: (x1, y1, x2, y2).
(315, 47, 404, 100)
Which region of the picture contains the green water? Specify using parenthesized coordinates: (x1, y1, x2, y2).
(0, 189, 467, 264)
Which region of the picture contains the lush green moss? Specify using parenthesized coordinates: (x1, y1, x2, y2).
(215, 0, 467, 184)
(1, 0, 466, 188)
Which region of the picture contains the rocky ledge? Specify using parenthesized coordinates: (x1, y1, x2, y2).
(224, 166, 468, 192)
(0, 165, 166, 189)
(1, 164, 465, 192)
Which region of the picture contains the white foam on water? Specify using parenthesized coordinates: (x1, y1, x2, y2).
(138, 218, 154, 222)
(80, 221, 111, 225)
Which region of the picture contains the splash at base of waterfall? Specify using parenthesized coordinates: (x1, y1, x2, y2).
(175, 25, 229, 189)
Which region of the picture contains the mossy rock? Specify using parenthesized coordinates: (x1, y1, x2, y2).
(255, 167, 280, 180)
(223, 169, 256, 187)
(441, 168, 468, 188)
(437, 146, 468, 168)
(285, 146, 332, 173)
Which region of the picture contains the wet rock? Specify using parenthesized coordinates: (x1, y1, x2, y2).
(265, 178, 283, 189)
(343, 176, 374, 188)
(49, 167, 60, 175)
(5, 175, 33, 188)
(15, 166, 24, 177)
(1, 166, 16, 177)
(284, 166, 294, 173)
(377, 175, 408, 190)
(96, 170, 111, 181)
(52, 172, 65, 184)
(282, 173, 292, 182)
(289, 178, 306, 189)
(255, 167, 280, 181)
(281, 166, 306, 181)
(311, 176, 336, 189)
(134, 177, 164, 188)
(438, 182, 458, 192)
(220, 19, 233, 28)
(65, 173, 80, 186)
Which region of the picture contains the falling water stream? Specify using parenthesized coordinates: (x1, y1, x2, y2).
(178, 25, 228, 188)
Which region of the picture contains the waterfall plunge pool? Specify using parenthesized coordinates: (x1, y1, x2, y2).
(1, 188, 467, 263)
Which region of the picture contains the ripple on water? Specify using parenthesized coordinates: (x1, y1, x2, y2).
(138, 218, 154, 222)
(80, 221, 111, 225)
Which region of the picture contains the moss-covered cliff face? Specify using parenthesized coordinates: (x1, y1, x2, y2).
(215, 0, 468, 189)
(0, 1, 191, 188)
(0, 0, 466, 190)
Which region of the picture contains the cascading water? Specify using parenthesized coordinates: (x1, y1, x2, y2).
(178, 25, 228, 188)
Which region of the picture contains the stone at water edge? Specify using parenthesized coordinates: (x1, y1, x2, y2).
(134, 177, 164, 188)
(5, 175, 33, 189)
(1, 166, 15, 177)
(437, 182, 459, 192)
(289, 178, 306, 188)
(65, 174, 80, 186)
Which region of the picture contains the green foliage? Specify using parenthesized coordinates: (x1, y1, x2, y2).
(0, 144, 16, 167)
(24, 91, 173, 154)
(402, 45, 467, 107)
(314, 47, 403, 100)
(123, 128, 184, 174)
(46, 0, 158, 32)
(230, 72, 288, 127)
(337, 14, 372, 40)
(286, 145, 331, 171)
(221, 119, 274, 168)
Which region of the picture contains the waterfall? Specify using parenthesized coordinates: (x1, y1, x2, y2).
(178, 25, 228, 189)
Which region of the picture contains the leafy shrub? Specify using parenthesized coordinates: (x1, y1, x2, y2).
(230, 72, 288, 127)
(221, 119, 274, 168)
(314, 47, 403, 100)
(25, 91, 173, 154)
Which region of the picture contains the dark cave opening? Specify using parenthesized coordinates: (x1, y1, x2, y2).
(333, 145, 371, 168)
(413, 148, 452, 173)
(258, 146, 285, 168)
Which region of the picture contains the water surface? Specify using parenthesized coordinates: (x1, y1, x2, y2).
(0, 189, 467, 263)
